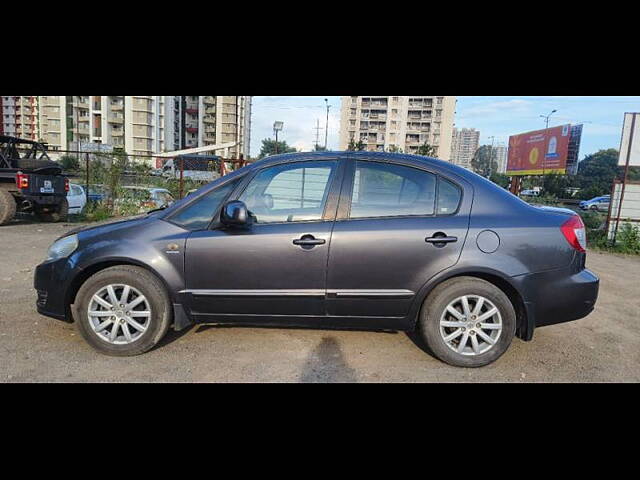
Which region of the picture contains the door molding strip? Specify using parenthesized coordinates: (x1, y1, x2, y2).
(180, 289, 415, 297)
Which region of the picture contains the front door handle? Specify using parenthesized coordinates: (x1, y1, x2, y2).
(425, 232, 458, 246)
(293, 235, 326, 247)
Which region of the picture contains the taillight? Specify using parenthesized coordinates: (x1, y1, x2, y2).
(16, 173, 29, 189)
(561, 215, 587, 253)
(64, 178, 69, 192)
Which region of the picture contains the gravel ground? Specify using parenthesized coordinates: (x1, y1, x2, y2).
(1, 219, 639, 383)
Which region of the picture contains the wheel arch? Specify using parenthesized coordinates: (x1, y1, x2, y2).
(410, 268, 532, 341)
(65, 258, 176, 321)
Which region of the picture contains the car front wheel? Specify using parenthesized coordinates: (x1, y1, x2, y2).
(73, 265, 172, 356)
(417, 277, 516, 367)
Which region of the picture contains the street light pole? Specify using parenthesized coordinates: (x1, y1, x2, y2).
(273, 121, 283, 155)
(324, 98, 331, 149)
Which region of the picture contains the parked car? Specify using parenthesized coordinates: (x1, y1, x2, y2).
(67, 183, 87, 215)
(118, 186, 174, 211)
(87, 184, 111, 204)
(520, 189, 539, 197)
(34, 152, 599, 367)
(579, 195, 610, 212)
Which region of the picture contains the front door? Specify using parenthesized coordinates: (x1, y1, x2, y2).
(326, 159, 471, 319)
(184, 159, 342, 320)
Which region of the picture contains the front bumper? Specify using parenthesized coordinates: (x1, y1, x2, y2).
(33, 258, 79, 322)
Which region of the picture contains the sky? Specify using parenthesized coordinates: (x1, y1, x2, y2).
(249, 96, 640, 159)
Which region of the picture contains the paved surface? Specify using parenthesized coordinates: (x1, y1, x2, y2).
(1, 219, 639, 382)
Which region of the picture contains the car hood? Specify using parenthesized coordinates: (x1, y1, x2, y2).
(57, 213, 152, 240)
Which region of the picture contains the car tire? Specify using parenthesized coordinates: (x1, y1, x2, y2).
(36, 198, 69, 222)
(0, 189, 17, 225)
(73, 265, 172, 356)
(417, 277, 516, 367)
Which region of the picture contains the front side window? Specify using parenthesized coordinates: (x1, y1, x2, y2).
(349, 161, 436, 218)
(239, 161, 337, 223)
(170, 178, 240, 230)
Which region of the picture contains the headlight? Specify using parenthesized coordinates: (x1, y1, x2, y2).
(45, 234, 79, 262)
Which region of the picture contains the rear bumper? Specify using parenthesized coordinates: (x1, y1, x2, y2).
(513, 266, 599, 338)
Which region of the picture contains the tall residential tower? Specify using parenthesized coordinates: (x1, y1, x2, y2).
(339, 96, 456, 159)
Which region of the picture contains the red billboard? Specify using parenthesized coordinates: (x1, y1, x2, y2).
(506, 124, 572, 175)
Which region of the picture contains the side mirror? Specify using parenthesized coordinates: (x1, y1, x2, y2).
(221, 200, 253, 227)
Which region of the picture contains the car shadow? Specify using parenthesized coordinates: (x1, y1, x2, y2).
(299, 336, 358, 383)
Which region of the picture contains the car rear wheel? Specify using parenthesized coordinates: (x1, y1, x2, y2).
(0, 189, 17, 225)
(417, 277, 516, 367)
(73, 266, 172, 356)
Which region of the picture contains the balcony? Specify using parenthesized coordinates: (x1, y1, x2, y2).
(203, 115, 215, 124)
(111, 130, 124, 137)
(109, 116, 123, 124)
(110, 104, 124, 111)
(185, 107, 198, 115)
(205, 107, 216, 114)
(186, 127, 198, 134)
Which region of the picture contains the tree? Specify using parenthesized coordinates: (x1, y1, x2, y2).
(386, 145, 403, 153)
(490, 172, 510, 189)
(314, 144, 327, 152)
(471, 145, 498, 178)
(258, 138, 297, 159)
(416, 141, 436, 157)
(347, 139, 365, 151)
(59, 154, 80, 171)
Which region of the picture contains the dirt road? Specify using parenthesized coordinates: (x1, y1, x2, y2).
(1, 220, 638, 382)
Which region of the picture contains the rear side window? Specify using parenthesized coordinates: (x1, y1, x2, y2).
(437, 178, 462, 215)
(349, 161, 436, 218)
(170, 179, 240, 230)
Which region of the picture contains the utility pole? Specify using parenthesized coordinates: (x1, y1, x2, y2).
(313, 119, 321, 150)
(324, 98, 331, 149)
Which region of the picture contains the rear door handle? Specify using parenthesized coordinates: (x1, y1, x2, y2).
(293, 235, 326, 246)
(425, 233, 458, 245)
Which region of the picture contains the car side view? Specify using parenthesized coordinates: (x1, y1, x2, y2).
(34, 152, 600, 367)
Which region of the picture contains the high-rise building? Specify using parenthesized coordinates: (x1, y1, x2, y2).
(450, 127, 480, 169)
(1, 96, 40, 140)
(339, 96, 456, 159)
(36, 96, 252, 160)
(493, 144, 507, 174)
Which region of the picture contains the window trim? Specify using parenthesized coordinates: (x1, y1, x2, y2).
(338, 158, 463, 221)
(230, 158, 343, 226)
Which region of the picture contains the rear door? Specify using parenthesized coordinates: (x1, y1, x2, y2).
(326, 158, 471, 319)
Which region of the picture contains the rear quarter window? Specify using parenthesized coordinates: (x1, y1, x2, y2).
(437, 178, 461, 215)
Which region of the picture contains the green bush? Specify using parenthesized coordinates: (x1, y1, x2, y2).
(616, 223, 640, 255)
(578, 210, 604, 231)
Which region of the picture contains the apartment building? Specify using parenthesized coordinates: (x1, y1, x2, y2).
(36, 96, 252, 160)
(493, 144, 507, 174)
(170, 96, 252, 158)
(338, 96, 456, 159)
(450, 127, 480, 169)
(1, 96, 40, 140)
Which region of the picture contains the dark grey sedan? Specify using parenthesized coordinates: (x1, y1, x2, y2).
(34, 152, 599, 367)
